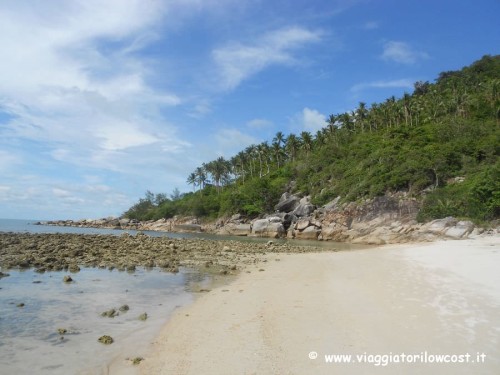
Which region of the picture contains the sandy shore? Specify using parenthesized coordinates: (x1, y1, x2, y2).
(115, 236, 499, 374)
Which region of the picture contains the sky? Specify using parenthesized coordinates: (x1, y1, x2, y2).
(0, 0, 499, 220)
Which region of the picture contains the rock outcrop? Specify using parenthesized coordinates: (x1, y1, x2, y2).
(250, 217, 285, 238)
(38, 191, 495, 244)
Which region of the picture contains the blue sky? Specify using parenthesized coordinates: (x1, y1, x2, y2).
(0, 0, 498, 220)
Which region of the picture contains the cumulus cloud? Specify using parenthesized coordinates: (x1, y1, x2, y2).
(212, 26, 321, 90)
(381, 41, 429, 64)
(299, 108, 327, 132)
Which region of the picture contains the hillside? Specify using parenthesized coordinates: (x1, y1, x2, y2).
(124, 55, 500, 225)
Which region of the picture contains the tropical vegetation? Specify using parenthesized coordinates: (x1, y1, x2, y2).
(124, 55, 500, 224)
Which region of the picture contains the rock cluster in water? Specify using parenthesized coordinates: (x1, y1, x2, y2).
(0, 232, 326, 274)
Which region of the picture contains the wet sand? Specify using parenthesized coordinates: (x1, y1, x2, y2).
(137, 236, 500, 375)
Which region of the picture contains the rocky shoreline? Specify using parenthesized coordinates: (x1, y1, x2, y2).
(38, 192, 496, 244)
(0, 232, 329, 275)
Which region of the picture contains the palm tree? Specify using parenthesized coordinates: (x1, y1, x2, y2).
(256, 143, 264, 178)
(273, 131, 286, 148)
(285, 134, 300, 162)
(195, 166, 207, 193)
(272, 141, 285, 168)
(315, 130, 325, 146)
(245, 145, 256, 178)
(355, 102, 368, 132)
(402, 93, 412, 126)
(338, 112, 354, 132)
(186, 172, 196, 192)
(300, 131, 313, 155)
(207, 157, 231, 193)
(327, 114, 338, 135)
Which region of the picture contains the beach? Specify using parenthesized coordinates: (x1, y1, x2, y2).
(135, 236, 500, 375)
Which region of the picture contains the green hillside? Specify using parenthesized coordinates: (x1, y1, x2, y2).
(125, 55, 500, 224)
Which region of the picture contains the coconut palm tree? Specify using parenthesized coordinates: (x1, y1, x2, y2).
(195, 166, 207, 193)
(326, 114, 338, 136)
(355, 102, 368, 132)
(272, 131, 286, 148)
(206, 157, 231, 193)
(285, 134, 300, 162)
(186, 172, 196, 192)
(300, 131, 313, 155)
(272, 141, 285, 169)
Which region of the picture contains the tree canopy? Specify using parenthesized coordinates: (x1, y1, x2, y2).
(124, 55, 500, 224)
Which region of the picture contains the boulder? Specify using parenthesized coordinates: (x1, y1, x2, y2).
(275, 193, 300, 213)
(119, 218, 130, 226)
(268, 216, 283, 223)
(251, 219, 285, 238)
(323, 196, 341, 211)
(424, 217, 457, 234)
(229, 213, 242, 223)
(295, 226, 320, 240)
(310, 219, 322, 228)
(292, 196, 315, 217)
(224, 224, 252, 236)
(444, 221, 475, 239)
(321, 223, 350, 242)
(296, 219, 310, 231)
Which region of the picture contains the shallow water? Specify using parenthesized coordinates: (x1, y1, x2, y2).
(0, 267, 211, 375)
(0, 218, 364, 251)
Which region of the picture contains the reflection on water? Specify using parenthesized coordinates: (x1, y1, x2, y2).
(0, 267, 207, 375)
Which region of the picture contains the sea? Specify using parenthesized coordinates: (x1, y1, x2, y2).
(0, 219, 217, 375)
(0, 219, 359, 374)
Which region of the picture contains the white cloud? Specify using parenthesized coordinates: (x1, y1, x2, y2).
(350, 79, 415, 92)
(298, 108, 327, 132)
(0, 1, 194, 175)
(246, 119, 273, 129)
(0, 150, 22, 172)
(381, 41, 429, 64)
(214, 128, 260, 157)
(212, 26, 321, 90)
(0, 1, 218, 221)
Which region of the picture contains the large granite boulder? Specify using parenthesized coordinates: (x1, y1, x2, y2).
(275, 193, 300, 213)
(292, 196, 315, 217)
(251, 218, 285, 238)
(294, 226, 321, 240)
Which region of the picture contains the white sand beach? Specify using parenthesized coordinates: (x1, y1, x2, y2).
(112, 236, 500, 374)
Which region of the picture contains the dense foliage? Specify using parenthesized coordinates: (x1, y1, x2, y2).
(124, 55, 500, 223)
